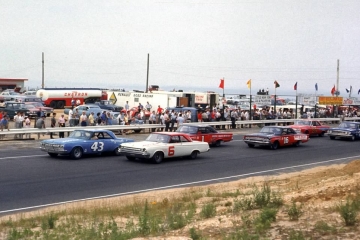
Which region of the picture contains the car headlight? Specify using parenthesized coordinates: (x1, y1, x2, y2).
(142, 148, 147, 152)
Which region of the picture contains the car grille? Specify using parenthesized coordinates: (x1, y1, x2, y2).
(245, 137, 268, 142)
(41, 143, 64, 151)
(332, 130, 349, 135)
(120, 146, 144, 154)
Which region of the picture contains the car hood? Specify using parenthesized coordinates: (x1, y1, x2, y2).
(41, 138, 87, 144)
(330, 127, 356, 132)
(245, 133, 274, 138)
(121, 141, 167, 148)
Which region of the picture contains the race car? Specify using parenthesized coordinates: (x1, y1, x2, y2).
(119, 132, 210, 163)
(176, 124, 233, 146)
(328, 122, 360, 141)
(243, 126, 309, 150)
(289, 120, 330, 137)
(40, 129, 134, 159)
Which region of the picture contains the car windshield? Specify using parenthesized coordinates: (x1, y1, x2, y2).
(260, 127, 281, 134)
(177, 125, 198, 134)
(69, 130, 92, 140)
(339, 122, 359, 129)
(146, 133, 170, 143)
(32, 102, 44, 107)
(294, 120, 311, 126)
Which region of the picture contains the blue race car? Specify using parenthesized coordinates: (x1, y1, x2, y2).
(40, 129, 134, 159)
(328, 122, 360, 141)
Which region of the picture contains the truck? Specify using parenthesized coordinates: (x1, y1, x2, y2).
(36, 88, 108, 109)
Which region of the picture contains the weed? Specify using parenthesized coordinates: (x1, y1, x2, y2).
(189, 227, 203, 240)
(254, 208, 277, 233)
(287, 201, 303, 220)
(223, 228, 260, 240)
(224, 201, 232, 207)
(337, 199, 358, 226)
(41, 212, 57, 230)
(313, 220, 337, 235)
(288, 229, 305, 240)
(138, 200, 150, 235)
(200, 202, 216, 219)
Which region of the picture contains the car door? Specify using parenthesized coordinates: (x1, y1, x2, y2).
(281, 128, 295, 146)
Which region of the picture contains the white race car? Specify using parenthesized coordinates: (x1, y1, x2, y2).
(119, 132, 210, 163)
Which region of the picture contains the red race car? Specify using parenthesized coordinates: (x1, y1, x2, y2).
(121, 107, 151, 118)
(176, 124, 233, 147)
(289, 120, 330, 137)
(243, 126, 309, 150)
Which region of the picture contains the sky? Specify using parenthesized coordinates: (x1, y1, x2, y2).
(1, 0, 360, 97)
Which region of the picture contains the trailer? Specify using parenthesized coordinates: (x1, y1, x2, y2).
(107, 89, 219, 110)
(36, 88, 108, 109)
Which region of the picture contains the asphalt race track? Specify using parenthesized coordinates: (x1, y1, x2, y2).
(1, 134, 359, 215)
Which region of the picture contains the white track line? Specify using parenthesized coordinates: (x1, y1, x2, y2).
(1, 155, 359, 214)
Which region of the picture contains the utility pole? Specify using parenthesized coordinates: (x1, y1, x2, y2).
(42, 52, 45, 88)
(146, 53, 149, 93)
(336, 59, 340, 96)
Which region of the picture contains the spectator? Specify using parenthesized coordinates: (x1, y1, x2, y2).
(50, 112, 56, 139)
(58, 114, 66, 138)
(35, 116, 46, 139)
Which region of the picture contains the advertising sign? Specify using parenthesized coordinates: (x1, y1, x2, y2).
(318, 96, 343, 105)
(254, 95, 271, 105)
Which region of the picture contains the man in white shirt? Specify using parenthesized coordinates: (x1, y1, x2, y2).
(68, 108, 74, 126)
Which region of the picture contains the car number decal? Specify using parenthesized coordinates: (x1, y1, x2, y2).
(283, 137, 289, 144)
(168, 146, 175, 156)
(91, 142, 104, 151)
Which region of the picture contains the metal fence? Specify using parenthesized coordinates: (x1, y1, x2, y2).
(2, 117, 360, 141)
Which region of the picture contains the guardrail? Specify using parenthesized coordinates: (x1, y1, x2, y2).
(1, 117, 360, 140)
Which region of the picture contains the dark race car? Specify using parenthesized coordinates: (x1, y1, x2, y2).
(243, 126, 309, 150)
(176, 124, 233, 147)
(327, 122, 360, 141)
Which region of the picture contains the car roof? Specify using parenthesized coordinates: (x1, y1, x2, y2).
(151, 132, 187, 136)
(182, 123, 210, 127)
(264, 126, 291, 129)
(74, 129, 109, 132)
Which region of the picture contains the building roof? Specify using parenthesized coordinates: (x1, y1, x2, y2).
(0, 78, 28, 81)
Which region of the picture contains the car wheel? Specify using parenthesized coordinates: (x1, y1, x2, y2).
(247, 143, 255, 148)
(190, 151, 198, 159)
(48, 153, 58, 157)
(50, 101, 57, 108)
(294, 141, 300, 147)
(113, 147, 121, 156)
(330, 136, 335, 140)
(70, 147, 83, 159)
(57, 101, 65, 109)
(319, 132, 325, 137)
(134, 129, 141, 133)
(126, 156, 135, 161)
(271, 141, 279, 150)
(214, 140, 221, 147)
(152, 152, 164, 164)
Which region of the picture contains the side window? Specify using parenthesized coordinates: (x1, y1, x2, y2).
(102, 132, 112, 139)
(180, 136, 190, 142)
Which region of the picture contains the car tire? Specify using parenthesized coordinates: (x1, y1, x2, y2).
(48, 153, 58, 157)
(190, 151, 198, 159)
(319, 132, 325, 137)
(134, 129, 141, 133)
(271, 141, 279, 150)
(294, 141, 300, 147)
(152, 152, 164, 164)
(57, 101, 65, 109)
(214, 140, 221, 147)
(70, 147, 83, 159)
(50, 101, 57, 108)
(247, 143, 255, 148)
(330, 136, 335, 140)
(126, 156, 135, 161)
(113, 147, 121, 156)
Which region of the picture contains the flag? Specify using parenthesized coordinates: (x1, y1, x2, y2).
(350, 85, 352, 94)
(331, 85, 336, 96)
(294, 82, 297, 90)
(219, 79, 224, 89)
(315, 83, 318, 91)
(358, 89, 360, 95)
(274, 80, 280, 88)
(346, 88, 350, 93)
(246, 79, 251, 89)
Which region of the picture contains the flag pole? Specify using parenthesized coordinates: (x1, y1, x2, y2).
(249, 80, 252, 128)
(295, 87, 298, 119)
(274, 81, 277, 115)
(315, 87, 317, 118)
